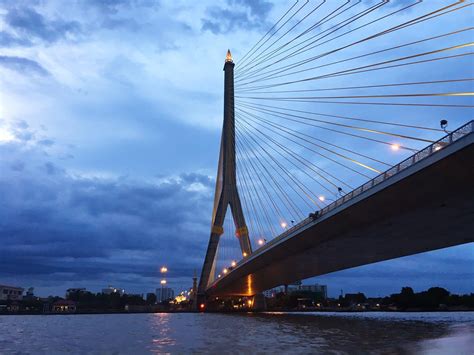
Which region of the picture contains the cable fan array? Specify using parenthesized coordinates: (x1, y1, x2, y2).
(215, 0, 473, 274)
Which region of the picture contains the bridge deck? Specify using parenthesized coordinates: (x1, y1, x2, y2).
(207, 121, 474, 296)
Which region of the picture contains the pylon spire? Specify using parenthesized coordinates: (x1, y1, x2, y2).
(198, 51, 252, 297)
(225, 49, 233, 63)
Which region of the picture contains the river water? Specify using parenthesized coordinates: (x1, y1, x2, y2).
(0, 312, 473, 354)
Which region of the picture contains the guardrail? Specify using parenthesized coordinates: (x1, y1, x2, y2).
(270, 120, 474, 244)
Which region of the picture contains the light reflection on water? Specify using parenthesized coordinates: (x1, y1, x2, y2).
(0, 312, 472, 354)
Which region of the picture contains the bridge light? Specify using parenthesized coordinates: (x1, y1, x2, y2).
(218, 274, 221, 278)
(231, 260, 237, 267)
(223, 268, 228, 274)
(280, 221, 287, 229)
(391, 144, 400, 151)
(243, 252, 248, 257)
(318, 195, 325, 202)
(434, 145, 442, 151)
(258, 238, 265, 246)
(200, 303, 205, 310)
(160, 266, 168, 273)
(160, 279, 166, 285)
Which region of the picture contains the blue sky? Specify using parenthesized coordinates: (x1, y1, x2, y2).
(0, 0, 473, 297)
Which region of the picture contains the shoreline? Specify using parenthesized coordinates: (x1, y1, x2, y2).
(2, 308, 474, 316)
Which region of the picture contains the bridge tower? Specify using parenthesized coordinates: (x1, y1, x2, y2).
(198, 50, 253, 297)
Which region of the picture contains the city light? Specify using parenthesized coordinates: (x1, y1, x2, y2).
(318, 195, 325, 202)
(280, 221, 287, 229)
(175, 294, 186, 303)
(391, 144, 400, 151)
(200, 303, 205, 310)
(160, 279, 166, 285)
(231, 260, 237, 267)
(160, 266, 168, 273)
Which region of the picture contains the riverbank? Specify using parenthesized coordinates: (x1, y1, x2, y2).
(2, 307, 474, 315)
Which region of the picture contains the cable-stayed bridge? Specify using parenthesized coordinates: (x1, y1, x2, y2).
(197, 1, 474, 305)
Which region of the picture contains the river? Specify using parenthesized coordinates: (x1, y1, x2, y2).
(0, 312, 473, 354)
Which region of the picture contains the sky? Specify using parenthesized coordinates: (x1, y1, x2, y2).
(0, 0, 473, 298)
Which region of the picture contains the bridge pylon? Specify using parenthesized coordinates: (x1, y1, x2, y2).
(198, 50, 253, 298)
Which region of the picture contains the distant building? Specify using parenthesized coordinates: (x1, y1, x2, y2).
(102, 286, 125, 295)
(24, 287, 36, 300)
(298, 284, 328, 299)
(0, 284, 24, 301)
(66, 288, 87, 298)
(52, 300, 76, 313)
(264, 284, 328, 299)
(263, 289, 277, 298)
(156, 287, 174, 302)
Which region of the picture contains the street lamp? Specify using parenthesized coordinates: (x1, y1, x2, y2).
(318, 195, 335, 203)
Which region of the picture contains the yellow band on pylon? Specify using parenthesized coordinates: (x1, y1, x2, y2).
(212, 225, 224, 235)
(235, 226, 248, 237)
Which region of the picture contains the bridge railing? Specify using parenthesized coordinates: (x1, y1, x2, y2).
(271, 120, 474, 243)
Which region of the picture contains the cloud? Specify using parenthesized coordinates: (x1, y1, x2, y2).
(2, 6, 81, 45)
(229, 0, 273, 18)
(83, 0, 159, 16)
(202, 0, 273, 34)
(0, 31, 32, 46)
(0, 120, 213, 293)
(0, 55, 50, 76)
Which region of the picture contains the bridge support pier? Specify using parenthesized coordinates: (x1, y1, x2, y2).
(251, 293, 267, 312)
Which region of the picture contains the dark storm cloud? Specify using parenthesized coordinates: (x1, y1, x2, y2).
(202, 0, 273, 34)
(0, 55, 50, 76)
(2, 6, 80, 45)
(0, 122, 212, 285)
